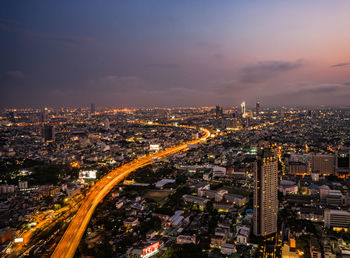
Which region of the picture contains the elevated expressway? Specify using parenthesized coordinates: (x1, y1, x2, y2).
(51, 126, 213, 258)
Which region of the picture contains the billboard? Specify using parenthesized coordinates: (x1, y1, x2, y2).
(79, 170, 97, 179)
(142, 242, 159, 257)
(149, 144, 160, 151)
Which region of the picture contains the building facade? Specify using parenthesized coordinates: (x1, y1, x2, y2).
(253, 146, 278, 236)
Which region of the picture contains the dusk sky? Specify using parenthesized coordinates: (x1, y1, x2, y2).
(1, 0, 350, 108)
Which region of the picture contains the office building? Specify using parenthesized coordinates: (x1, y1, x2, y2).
(215, 105, 223, 119)
(311, 154, 335, 175)
(40, 107, 49, 123)
(288, 161, 309, 175)
(42, 125, 55, 142)
(324, 209, 350, 229)
(336, 150, 350, 174)
(241, 101, 246, 116)
(90, 103, 95, 114)
(253, 146, 278, 236)
(104, 118, 110, 130)
(256, 101, 260, 117)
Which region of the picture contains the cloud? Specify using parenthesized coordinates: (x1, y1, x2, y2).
(0, 23, 9, 31)
(0, 18, 19, 25)
(344, 82, 350, 86)
(296, 85, 343, 94)
(262, 82, 350, 106)
(212, 53, 224, 60)
(239, 60, 303, 83)
(146, 63, 180, 69)
(38, 34, 97, 45)
(86, 75, 144, 92)
(4, 70, 24, 80)
(196, 41, 221, 49)
(0, 23, 97, 45)
(208, 80, 244, 95)
(331, 62, 350, 68)
(275, 83, 350, 97)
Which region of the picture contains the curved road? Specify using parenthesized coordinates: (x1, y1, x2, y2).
(51, 126, 212, 258)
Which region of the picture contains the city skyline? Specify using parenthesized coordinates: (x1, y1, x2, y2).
(1, 1, 350, 108)
(2, 2, 350, 256)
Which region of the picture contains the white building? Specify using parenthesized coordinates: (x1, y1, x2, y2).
(18, 181, 28, 190)
(324, 209, 350, 229)
(213, 166, 226, 177)
(236, 225, 250, 244)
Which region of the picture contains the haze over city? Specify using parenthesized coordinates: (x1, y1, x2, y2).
(1, 0, 350, 108)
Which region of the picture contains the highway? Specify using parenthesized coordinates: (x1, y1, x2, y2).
(51, 126, 212, 258)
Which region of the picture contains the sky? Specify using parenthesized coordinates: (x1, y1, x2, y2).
(1, 0, 350, 108)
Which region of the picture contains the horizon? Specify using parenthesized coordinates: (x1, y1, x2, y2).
(3, 103, 350, 110)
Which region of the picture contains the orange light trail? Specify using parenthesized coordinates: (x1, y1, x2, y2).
(51, 126, 213, 258)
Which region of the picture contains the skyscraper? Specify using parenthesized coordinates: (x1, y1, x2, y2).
(215, 105, 223, 119)
(256, 102, 260, 117)
(90, 103, 95, 115)
(104, 118, 110, 130)
(241, 101, 246, 117)
(42, 124, 55, 142)
(40, 107, 49, 123)
(253, 145, 278, 237)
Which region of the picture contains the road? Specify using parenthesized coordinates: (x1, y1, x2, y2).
(51, 126, 212, 258)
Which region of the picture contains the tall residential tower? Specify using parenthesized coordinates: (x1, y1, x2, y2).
(253, 145, 278, 236)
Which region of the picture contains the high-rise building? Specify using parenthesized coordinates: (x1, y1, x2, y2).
(280, 107, 286, 118)
(90, 103, 95, 115)
(104, 118, 110, 130)
(336, 150, 350, 174)
(256, 102, 260, 117)
(7, 111, 15, 123)
(311, 154, 335, 175)
(253, 146, 278, 237)
(40, 108, 49, 123)
(241, 101, 246, 115)
(42, 124, 55, 142)
(215, 105, 223, 119)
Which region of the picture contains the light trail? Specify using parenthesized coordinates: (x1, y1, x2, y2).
(51, 126, 213, 258)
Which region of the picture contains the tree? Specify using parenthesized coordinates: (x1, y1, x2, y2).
(205, 200, 213, 213)
(163, 247, 178, 258)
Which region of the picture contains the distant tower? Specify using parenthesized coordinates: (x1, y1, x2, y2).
(215, 105, 223, 119)
(104, 118, 110, 130)
(281, 107, 286, 118)
(241, 101, 246, 116)
(42, 124, 55, 142)
(254, 145, 278, 237)
(40, 108, 49, 123)
(256, 102, 261, 117)
(7, 112, 15, 123)
(90, 103, 95, 115)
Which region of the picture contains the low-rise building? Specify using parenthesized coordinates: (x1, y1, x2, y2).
(223, 193, 247, 207)
(221, 243, 237, 255)
(324, 209, 350, 229)
(124, 217, 139, 228)
(210, 235, 226, 249)
(183, 195, 209, 207)
(176, 235, 196, 245)
(236, 225, 250, 244)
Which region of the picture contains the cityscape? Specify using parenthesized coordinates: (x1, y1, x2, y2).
(1, 1, 350, 258)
